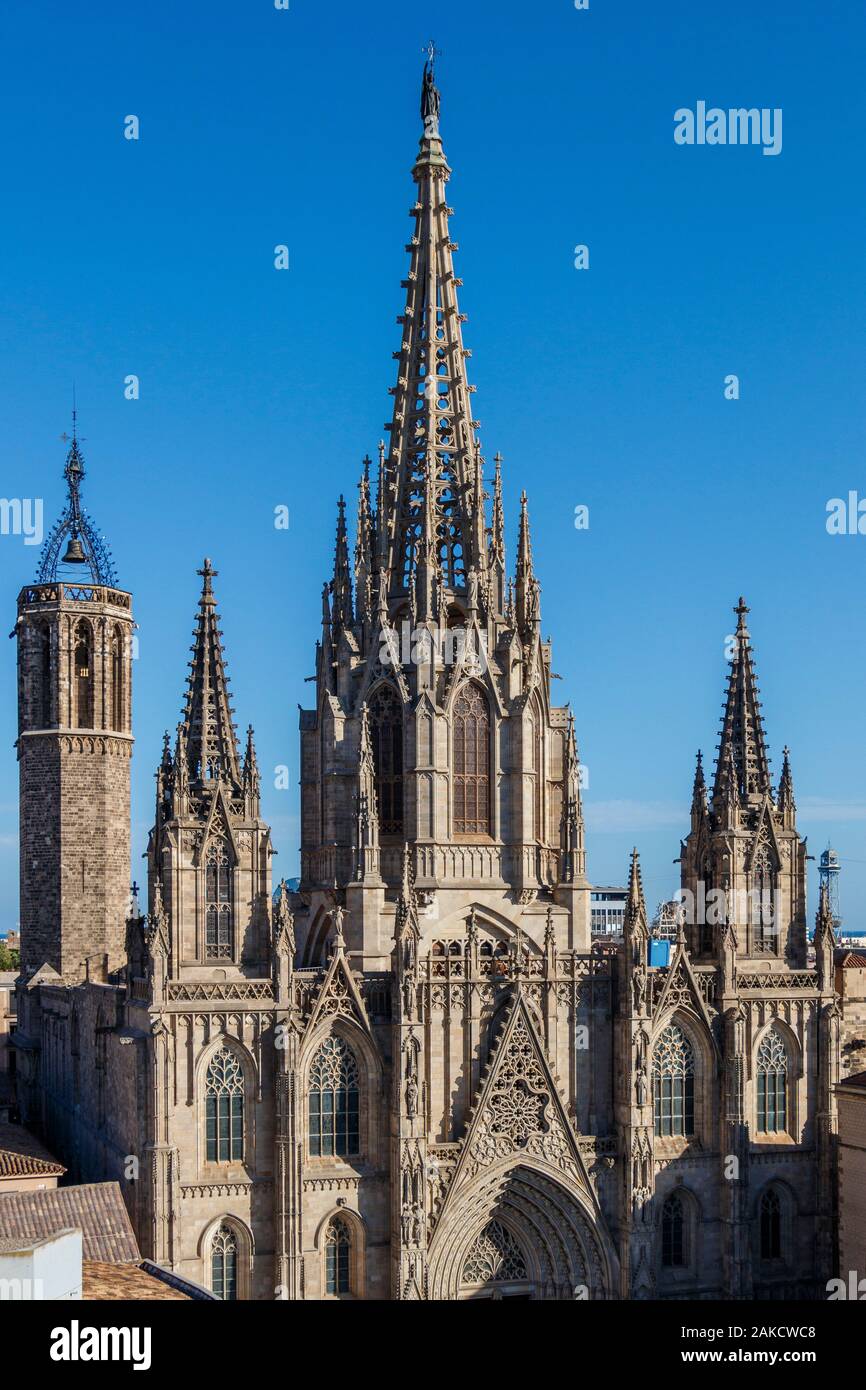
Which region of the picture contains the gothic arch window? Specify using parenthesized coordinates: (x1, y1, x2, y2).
(753, 844, 777, 954)
(461, 1221, 528, 1286)
(369, 686, 403, 836)
(756, 1029, 788, 1134)
(759, 1188, 783, 1262)
(205, 839, 233, 959)
(528, 704, 541, 841)
(453, 684, 490, 836)
(110, 625, 124, 731)
(211, 1222, 239, 1300)
(698, 855, 716, 955)
(38, 624, 52, 727)
(324, 1217, 352, 1296)
(308, 1036, 360, 1158)
(660, 1194, 686, 1267)
(205, 1046, 244, 1162)
(652, 1025, 695, 1139)
(74, 621, 93, 729)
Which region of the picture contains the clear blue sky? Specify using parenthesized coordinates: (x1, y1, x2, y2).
(1, 0, 866, 931)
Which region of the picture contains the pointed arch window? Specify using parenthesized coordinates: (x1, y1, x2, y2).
(205, 1047, 244, 1162)
(211, 1223, 239, 1300)
(308, 1036, 360, 1158)
(756, 1029, 788, 1134)
(110, 625, 124, 732)
(324, 1217, 352, 1295)
(753, 844, 777, 953)
(369, 686, 403, 835)
(653, 1025, 695, 1138)
(74, 622, 93, 728)
(38, 624, 52, 727)
(453, 684, 490, 835)
(205, 839, 233, 959)
(661, 1194, 687, 1267)
(759, 1188, 782, 1261)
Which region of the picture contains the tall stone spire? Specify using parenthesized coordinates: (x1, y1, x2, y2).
(515, 490, 540, 635)
(180, 559, 241, 787)
(331, 495, 353, 629)
(623, 847, 649, 945)
(381, 54, 487, 606)
(713, 598, 771, 805)
(776, 744, 795, 816)
(355, 457, 374, 624)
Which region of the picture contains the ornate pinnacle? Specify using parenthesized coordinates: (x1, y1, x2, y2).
(691, 749, 707, 815)
(777, 744, 795, 814)
(713, 596, 770, 805)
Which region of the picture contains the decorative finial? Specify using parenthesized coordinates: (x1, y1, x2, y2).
(198, 557, 217, 596)
(421, 42, 442, 136)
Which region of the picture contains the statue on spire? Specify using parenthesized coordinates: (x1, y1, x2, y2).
(421, 44, 441, 136)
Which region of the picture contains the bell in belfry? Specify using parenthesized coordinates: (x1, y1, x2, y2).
(61, 532, 87, 564)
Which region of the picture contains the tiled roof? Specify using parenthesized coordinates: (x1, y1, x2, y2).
(838, 1070, 866, 1090)
(837, 950, 866, 968)
(0, 1123, 65, 1179)
(83, 1261, 190, 1301)
(0, 1182, 139, 1262)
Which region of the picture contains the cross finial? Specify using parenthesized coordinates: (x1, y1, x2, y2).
(198, 557, 218, 596)
(422, 39, 441, 66)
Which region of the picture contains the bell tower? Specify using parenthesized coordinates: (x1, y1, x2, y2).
(16, 430, 134, 981)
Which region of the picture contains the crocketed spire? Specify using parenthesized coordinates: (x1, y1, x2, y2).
(713, 598, 771, 804)
(179, 559, 241, 787)
(378, 54, 489, 607)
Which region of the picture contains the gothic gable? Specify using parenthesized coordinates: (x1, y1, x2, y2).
(301, 942, 373, 1043)
(436, 988, 597, 1220)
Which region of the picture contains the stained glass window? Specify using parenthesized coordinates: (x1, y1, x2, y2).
(453, 685, 490, 835)
(653, 1025, 695, 1138)
(211, 1223, 238, 1300)
(756, 1030, 787, 1133)
(324, 1217, 351, 1295)
(309, 1037, 360, 1158)
(205, 1047, 244, 1162)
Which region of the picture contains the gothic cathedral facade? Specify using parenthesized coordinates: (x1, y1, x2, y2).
(13, 63, 841, 1301)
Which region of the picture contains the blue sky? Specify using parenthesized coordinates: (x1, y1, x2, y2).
(1, 0, 866, 930)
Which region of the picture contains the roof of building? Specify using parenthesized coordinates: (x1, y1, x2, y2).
(0, 1181, 138, 1261)
(0, 1123, 65, 1179)
(82, 1261, 190, 1301)
(838, 1070, 866, 1091)
(836, 949, 866, 968)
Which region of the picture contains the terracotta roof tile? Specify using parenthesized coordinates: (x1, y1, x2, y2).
(0, 1123, 65, 1179)
(83, 1261, 190, 1301)
(0, 1182, 139, 1262)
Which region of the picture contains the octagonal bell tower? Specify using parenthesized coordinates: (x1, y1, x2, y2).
(16, 429, 134, 981)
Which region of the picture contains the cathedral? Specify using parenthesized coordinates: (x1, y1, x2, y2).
(11, 60, 843, 1301)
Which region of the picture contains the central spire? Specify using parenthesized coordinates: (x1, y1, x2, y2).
(180, 558, 241, 788)
(379, 55, 487, 609)
(713, 597, 771, 805)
